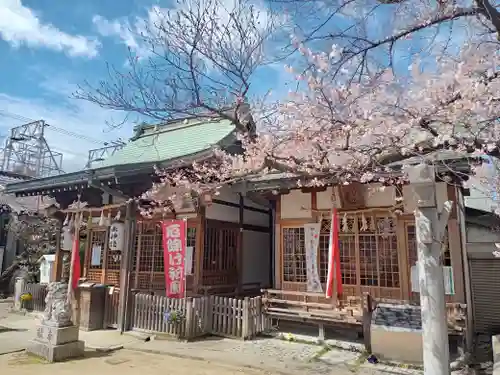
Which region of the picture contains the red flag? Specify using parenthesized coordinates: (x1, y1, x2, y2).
(71, 232, 81, 291)
(326, 208, 343, 298)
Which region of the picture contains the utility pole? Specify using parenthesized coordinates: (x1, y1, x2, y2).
(85, 142, 125, 168)
(407, 164, 452, 375)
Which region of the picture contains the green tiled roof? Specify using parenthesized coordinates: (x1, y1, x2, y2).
(97, 118, 236, 168)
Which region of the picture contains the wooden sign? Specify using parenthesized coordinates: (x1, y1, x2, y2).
(339, 182, 365, 210)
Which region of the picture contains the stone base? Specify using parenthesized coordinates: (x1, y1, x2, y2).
(26, 323, 85, 362)
(35, 323, 80, 345)
(26, 339, 85, 363)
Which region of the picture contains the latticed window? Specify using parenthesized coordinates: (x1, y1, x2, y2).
(202, 223, 238, 286)
(132, 221, 197, 290)
(282, 213, 401, 289)
(282, 227, 306, 282)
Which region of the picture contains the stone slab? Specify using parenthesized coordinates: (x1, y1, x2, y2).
(371, 303, 422, 331)
(26, 339, 85, 362)
(35, 324, 79, 346)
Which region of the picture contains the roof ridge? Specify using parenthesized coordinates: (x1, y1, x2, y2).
(138, 117, 232, 138)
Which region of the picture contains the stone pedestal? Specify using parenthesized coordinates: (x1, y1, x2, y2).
(26, 281, 85, 362)
(26, 323, 85, 362)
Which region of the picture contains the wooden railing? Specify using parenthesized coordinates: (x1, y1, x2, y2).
(130, 292, 267, 340)
(199, 282, 263, 297)
(261, 289, 364, 325)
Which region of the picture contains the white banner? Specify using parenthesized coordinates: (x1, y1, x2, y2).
(304, 223, 323, 292)
(185, 246, 194, 275)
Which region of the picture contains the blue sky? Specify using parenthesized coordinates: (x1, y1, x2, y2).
(0, 0, 289, 172)
(0, 0, 473, 173)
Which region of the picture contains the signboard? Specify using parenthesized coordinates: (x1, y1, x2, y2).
(162, 220, 186, 298)
(371, 303, 422, 331)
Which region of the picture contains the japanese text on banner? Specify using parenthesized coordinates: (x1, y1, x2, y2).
(162, 220, 186, 298)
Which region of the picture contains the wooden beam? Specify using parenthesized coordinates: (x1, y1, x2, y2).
(89, 180, 129, 201)
(212, 198, 269, 214)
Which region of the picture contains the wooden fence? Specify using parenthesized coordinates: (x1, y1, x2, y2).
(130, 292, 268, 340)
(104, 287, 120, 328)
(21, 283, 48, 312)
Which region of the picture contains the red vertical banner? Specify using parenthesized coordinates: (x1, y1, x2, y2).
(326, 208, 343, 298)
(162, 220, 187, 298)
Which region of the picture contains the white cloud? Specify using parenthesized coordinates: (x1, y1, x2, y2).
(92, 0, 274, 62)
(0, 0, 100, 58)
(0, 78, 132, 172)
(92, 14, 150, 59)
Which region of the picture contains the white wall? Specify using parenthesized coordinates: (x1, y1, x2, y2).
(205, 187, 269, 227)
(242, 230, 270, 287)
(465, 157, 499, 213)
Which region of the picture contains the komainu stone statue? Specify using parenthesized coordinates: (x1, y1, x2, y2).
(42, 282, 72, 327)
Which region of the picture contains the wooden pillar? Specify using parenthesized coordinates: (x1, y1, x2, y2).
(101, 226, 110, 284)
(237, 194, 244, 293)
(52, 218, 63, 281)
(117, 202, 136, 332)
(274, 196, 281, 289)
(194, 207, 205, 294)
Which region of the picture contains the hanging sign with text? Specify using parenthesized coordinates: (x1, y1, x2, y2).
(162, 220, 187, 298)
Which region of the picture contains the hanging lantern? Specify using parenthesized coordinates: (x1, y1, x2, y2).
(109, 222, 126, 251)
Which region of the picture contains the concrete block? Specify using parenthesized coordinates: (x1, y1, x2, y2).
(26, 339, 84, 363)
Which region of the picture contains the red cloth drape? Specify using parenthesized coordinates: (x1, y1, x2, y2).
(326, 208, 343, 298)
(71, 233, 81, 291)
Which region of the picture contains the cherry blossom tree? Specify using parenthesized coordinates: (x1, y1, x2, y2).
(145, 38, 498, 203)
(75, 0, 284, 132)
(0, 215, 59, 295)
(272, 0, 499, 83)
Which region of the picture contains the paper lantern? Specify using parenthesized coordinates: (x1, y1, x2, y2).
(109, 222, 126, 251)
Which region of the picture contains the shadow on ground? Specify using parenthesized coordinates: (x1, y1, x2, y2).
(6, 350, 112, 366)
(0, 326, 28, 333)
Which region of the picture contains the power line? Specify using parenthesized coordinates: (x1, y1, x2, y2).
(0, 109, 111, 146)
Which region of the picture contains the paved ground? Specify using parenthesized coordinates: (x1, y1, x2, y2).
(0, 302, 422, 375)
